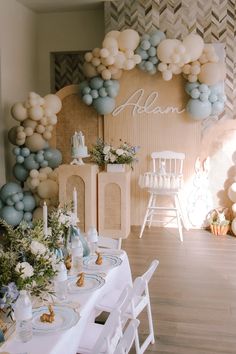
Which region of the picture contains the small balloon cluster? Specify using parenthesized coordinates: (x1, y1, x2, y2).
(185, 82, 226, 120)
(0, 182, 36, 226)
(12, 146, 62, 183)
(79, 76, 120, 115)
(82, 28, 226, 120)
(135, 30, 166, 75)
(0, 92, 62, 227)
(83, 29, 141, 81)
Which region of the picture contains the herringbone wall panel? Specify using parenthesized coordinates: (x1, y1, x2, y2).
(52, 52, 86, 92)
(105, 0, 236, 120)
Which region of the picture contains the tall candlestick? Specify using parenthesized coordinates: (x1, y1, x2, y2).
(73, 187, 78, 221)
(43, 201, 48, 236)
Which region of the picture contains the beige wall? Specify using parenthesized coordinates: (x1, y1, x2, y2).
(36, 9, 105, 95)
(0, 0, 37, 182)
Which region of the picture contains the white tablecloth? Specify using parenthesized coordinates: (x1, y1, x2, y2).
(1, 250, 132, 354)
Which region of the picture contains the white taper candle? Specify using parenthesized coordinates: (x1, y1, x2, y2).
(73, 187, 78, 220)
(43, 201, 48, 236)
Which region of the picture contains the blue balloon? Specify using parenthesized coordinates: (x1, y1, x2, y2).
(137, 49, 149, 60)
(150, 30, 166, 46)
(0, 206, 23, 227)
(149, 56, 158, 65)
(148, 46, 156, 57)
(142, 34, 150, 41)
(138, 62, 146, 71)
(16, 155, 24, 164)
(22, 193, 36, 212)
(15, 201, 24, 211)
(186, 99, 212, 120)
(18, 192, 24, 201)
(40, 160, 48, 168)
(199, 84, 209, 94)
(12, 193, 20, 203)
(185, 82, 199, 95)
(106, 86, 118, 98)
(190, 88, 200, 99)
(111, 80, 120, 93)
(141, 39, 151, 51)
(103, 80, 113, 88)
(82, 86, 91, 95)
(199, 93, 209, 102)
(13, 163, 29, 182)
(23, 154, 39, 171)
(209, 94, 218, 103)
(82, 94, 93, 105)
(90, 77, 104, 90)
(0, 182, 22, 202)
(44, 148, 62, 168)
(99, 87, 107, 98)
(79, 80, 89, 96)
(93, 97, 116, 115)
(90, 89, 99, 99)
(145, 61, 154, 72)
(21, 147, 30, 157)
(23, 212, 32, 222)
(210, 83, 223, 95)
(13, 147, 21, 156)
(6, 197, 14, 206)
(211, 101, 224, 115)
(35, 153, 44, 163)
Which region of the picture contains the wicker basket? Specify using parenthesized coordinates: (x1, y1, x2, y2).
(210, 224, 229, 236)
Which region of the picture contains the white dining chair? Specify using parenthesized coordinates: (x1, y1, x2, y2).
(139, 151, 186, 241)
(77, 308, 122, 354)
(114, 319, 140, 354)
(95, 260, 159, 354)
(98, 235, 122, 250)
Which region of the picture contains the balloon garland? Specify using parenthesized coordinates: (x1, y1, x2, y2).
(0, 92, 62, 226)
(80, 29, 226, 120)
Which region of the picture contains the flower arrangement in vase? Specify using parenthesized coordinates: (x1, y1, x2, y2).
(90, 138, 139, 171)
(0, 220, 58, 317)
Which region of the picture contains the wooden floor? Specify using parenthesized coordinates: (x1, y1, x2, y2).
(122, 227, 236, 354)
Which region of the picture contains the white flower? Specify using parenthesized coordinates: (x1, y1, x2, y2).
(30, 240, 47, 256)
(104, 153, 110, 161)
(116, 148, 124, 156)
(103, 145, 111, 154)
(15, 262, 34, 279)
(110, 154, 117, 163)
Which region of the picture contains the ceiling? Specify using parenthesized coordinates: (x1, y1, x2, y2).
(17, 0, 108, 13)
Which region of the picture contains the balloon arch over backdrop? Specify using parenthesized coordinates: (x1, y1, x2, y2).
(0, 28, 226, 227)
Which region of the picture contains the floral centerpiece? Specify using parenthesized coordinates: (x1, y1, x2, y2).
(90, 138, 139, 169)
(0, 220, 58, 317)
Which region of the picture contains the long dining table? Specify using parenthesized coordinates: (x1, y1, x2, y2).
(1, 250, 132, 354)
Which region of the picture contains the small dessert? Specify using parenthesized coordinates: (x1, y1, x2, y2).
(95, 252, 103, 265)
(65, 254, 72, 270)
(76, 272, 85, 287)
(40, 305, 55, 323)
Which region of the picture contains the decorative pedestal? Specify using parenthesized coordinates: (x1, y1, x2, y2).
(57, 164, 98, 232)
(98, 171, 131, 239)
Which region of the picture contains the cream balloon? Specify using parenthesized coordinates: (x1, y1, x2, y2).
(118, 29, 140, 51)
(24, 126, 34, 136)
(182, 33, 204, 61)
(44, 94, 62, 114)
(198, 62, 226, 85)
(43, 131, 52, 140)
(37, 179, 58, 199)
(11, 102, 28, 122)
(30, 169, 39, 178)
(22, 118, 37, 130)
(162, 70, 173, 81)
(231, 218, 236, 235)
(100, 48, 109, 58)
(33, 207, 43, 220)
(232, 203, 236, 216)
(105, 30, 120, 39)
(157, 39, 181, 63)
(103, 37, 118, 51)
(83, 62, 98, 78)
(84, 52, 93, 62)
(111, 70, 122, 80)
(101, 69, 112, 80)
(36, 124, 45, 134)
(25, 133, 46, 152)
(228, 183, 236, 202)
(29, 105, 44, 121)
(92, 48, 101, 58)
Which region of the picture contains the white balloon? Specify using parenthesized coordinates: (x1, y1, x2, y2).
(162, 70, 173, 81)
(29, 105, 44, 121)
(44, 94, 62, 114)
(11, 102, 28, 122)
(157, 39, 181, 63)
(182, 33, 204, 61)
(118, 29, 140, 51)
(231, 218, 236, 235)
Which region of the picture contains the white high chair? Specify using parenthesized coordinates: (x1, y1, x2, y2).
(96, 260, 159, 354)
(139, 151, 186, 241)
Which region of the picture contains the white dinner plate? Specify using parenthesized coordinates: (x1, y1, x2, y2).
(83, 254, 122, 271)
(32, 305, 79, 334)
(68, 273, 105, 293)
